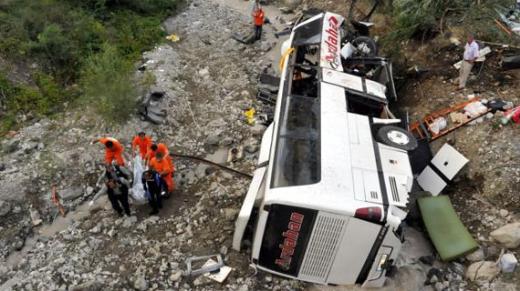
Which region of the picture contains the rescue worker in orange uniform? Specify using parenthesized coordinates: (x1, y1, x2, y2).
(149, 152, 175, 194)
(252, 1, 265, 41)
(92, 137, 125, 166)
(131, 131, 152, 159)
(145, 143, 169, 165)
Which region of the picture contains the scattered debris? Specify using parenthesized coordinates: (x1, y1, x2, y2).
(166, 33, 180, 42)
(496, 5, 520, 36)
(417, 143, 468, 196)
(185, 254, 224, 277)
(202, 259, 232, 283)
(232, 32, 255, 44)
(410, 99, 493, 141)
(501, 55, 520, 70)
(138, 90, 167, 124)
(453, 47, 491, 70)
(243, 108, 256, 125)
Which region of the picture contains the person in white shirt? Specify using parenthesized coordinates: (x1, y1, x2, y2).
(458, 33, 479, 90)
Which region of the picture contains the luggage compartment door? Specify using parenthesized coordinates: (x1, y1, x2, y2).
(325, 217, 382, 284)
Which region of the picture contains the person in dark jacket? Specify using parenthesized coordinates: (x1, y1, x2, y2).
(142, 170, 163, 215)
(106, 177, 131, 216)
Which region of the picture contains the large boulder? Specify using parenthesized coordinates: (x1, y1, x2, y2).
(465, 261, 500, 282)
(490, 222, 520, 249)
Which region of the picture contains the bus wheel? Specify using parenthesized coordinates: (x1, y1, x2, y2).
(376, 126, 418, 151)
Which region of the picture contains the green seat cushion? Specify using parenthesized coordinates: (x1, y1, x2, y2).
(418, 195, 479, 261)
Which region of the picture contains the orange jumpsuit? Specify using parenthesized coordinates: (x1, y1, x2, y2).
(98, 137, 125, 166)
(145, 143, 169, 163)
(132, 135, 152, 159)
(253, 9, 265, 26)
(149, 157, 175, 193)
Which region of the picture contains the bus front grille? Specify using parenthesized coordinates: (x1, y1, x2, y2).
(298, 212, 347, 283)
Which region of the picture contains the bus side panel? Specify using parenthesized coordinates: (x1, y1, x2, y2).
(326, 218, 381, 285)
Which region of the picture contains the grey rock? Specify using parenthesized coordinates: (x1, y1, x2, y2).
(169, 271, 182, 282)
(0, 200, 11, 217)
(122, 216, 138, 228)
(434, 282, 444, 291)
(490, 222, 520, 248)
(449, 262, 465, 276)
(206, 133, 220, 146)
(29, 208, 43, 226)
(250, 124, 266, 136)
(222, 208, 239, 221)
(499, 209, 509, 217)
(198, 67, 210, 78)
(70, 280, 103, 291)
(490, 281, 518, 291)
(4, 140, 20, 153)
(134, 275, 148, 291)
(89, 225, 101, 234)
(60, 187, 83, 201)
(466, 248, 485, 262)
(0, 265, 8, 276)
(465, 261, 500, 281)
(220, 245, 228, 255)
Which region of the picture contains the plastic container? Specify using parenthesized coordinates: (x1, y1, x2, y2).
(500, 253, 518, 273)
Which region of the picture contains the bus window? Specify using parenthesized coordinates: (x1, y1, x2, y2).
(272, 95, 320, 188)
(293, 17, 323, 47)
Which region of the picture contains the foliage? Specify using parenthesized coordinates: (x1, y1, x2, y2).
(386, 0, 514, 42)
(0, 0, 180, 131)
(0, 71, 66, 133)
(80, 44, 137, 123)
(0, 72, 64, 116)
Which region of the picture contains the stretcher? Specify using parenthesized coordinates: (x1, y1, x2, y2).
(418, 195, 478, 261)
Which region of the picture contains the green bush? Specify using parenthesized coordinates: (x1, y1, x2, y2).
(0, 0, 180, 131)
(67, 0, 180, 17)
(110, 11, 166, 59)
(387, 0, 516, 42)
(80, 44, 137, 123)
(0, 72, 65, 116)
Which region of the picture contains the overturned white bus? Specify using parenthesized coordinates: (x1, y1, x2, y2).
(233, 12, 417, 287)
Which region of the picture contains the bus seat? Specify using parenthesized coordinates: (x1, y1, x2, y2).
(418, 195, 478, 261)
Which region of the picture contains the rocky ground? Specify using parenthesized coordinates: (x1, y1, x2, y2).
(0, 0, 294, 290)
(1, 0, 520, 290)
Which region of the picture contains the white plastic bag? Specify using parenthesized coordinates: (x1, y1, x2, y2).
(464, 101, 488, 118)
(429, 117, 447, 135)
(130, 156, 147, 204)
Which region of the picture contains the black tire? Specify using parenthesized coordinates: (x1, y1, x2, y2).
(351, 36, 378, 57)
(376, 125, 418, 151)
